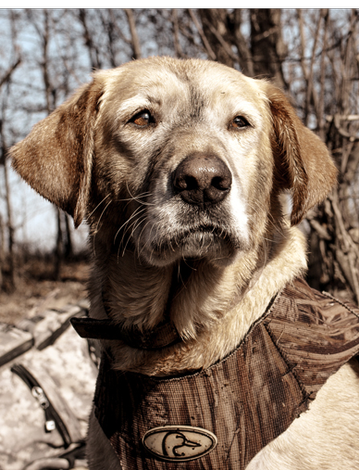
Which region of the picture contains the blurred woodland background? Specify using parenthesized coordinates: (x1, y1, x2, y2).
(0, 8, 358, 320)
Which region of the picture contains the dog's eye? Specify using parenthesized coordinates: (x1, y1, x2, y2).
(130, 110, 154, 127)
(230, 116, 250, 129)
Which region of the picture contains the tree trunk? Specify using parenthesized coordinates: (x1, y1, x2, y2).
(3, 157, 15, 290)
(125, 9, 141, 59)
(64, 213, 74, 259)
(198, 9, 234, 67)
(250, 9, 287, 89)
(53, 208, 62, 281)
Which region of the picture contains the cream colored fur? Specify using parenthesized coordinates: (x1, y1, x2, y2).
(90, 223, 307, 375)
(10, 57, 357, 469)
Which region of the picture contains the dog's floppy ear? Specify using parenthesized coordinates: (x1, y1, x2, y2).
(266, 84, 337, 225)
(10, 79, 103, 228)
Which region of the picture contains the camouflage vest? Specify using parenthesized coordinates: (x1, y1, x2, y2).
(93, 278, 359, 469)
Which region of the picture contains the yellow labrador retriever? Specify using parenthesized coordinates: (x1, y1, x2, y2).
(10, 57, 359, 469)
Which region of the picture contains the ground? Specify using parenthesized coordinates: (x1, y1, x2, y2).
(0, 255, 90, 470)
(0, 255, 89, 325)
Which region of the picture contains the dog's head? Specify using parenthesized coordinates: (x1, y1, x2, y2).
(10, 57, 337, 267)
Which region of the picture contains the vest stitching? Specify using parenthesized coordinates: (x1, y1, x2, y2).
(263, 319, 310, 408)
(322, 291, 359, 319)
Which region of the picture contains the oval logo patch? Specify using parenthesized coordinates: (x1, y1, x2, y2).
(142, 425, 217, 462)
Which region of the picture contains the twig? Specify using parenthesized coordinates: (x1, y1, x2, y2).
(0, 58, 21, 89)
(188, 9, 216, 61)
(201, 16, 240, 63)
(308, 219, 331, 241)
(124, 9, 141, 60)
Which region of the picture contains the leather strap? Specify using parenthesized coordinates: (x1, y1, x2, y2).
(11, 363, 72, 448)
(70, 317, 181, 350)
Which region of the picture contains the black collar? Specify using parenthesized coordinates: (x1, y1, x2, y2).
(71, 285, 182, 350)
(70, 316, 181, 350)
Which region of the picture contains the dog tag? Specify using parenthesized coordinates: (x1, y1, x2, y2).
(142, 425, 217, 462)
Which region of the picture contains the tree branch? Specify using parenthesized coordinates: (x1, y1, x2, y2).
(0, 57, 21, 89)
(188, 9, 216, 60)
(124, 9, 141, 59)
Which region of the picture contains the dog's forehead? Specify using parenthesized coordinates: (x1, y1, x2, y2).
(99, 59, 267, 116)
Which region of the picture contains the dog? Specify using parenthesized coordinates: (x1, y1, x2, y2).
(10, 57, 359, 469)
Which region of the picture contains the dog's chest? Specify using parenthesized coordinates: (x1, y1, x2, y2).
(94, 278, 359, 469)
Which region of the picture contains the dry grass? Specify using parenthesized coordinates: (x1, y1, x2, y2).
(0, 255, 90, 325)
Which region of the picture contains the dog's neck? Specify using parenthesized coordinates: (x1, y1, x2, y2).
(90, 248, 259, 339)
(88, 224, 307, 375)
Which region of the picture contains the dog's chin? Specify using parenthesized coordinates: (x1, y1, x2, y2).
(137, 231, 245, 268)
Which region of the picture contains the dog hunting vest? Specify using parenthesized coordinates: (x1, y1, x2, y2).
(90, 278, 359, 469)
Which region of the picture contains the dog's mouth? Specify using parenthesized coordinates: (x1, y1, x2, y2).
(136, 222, 244, 266)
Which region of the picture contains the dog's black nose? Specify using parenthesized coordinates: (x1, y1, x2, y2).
(172, 154, 232, 206)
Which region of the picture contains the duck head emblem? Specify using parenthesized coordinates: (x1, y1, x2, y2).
(142, 425, 217, 462)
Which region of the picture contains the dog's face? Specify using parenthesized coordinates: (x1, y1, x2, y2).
(10, 57, 337, 269)
(94, 59, 274, 267)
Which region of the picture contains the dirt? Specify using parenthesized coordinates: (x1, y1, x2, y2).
(0, 257, 90, 325)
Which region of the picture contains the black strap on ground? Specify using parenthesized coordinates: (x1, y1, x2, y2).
(11, 363, 72, 448)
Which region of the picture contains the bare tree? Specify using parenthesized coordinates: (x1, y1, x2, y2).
(26, 9, 77, 279)
(124, 9, 142, 59)
(0, 117, 16, 290)
(193, 9, 288, 87)
(0, 10, 21, 290)
(296, 9, 359, 303)
(79, 9, 103, 70)
(0, 8, 358, 303)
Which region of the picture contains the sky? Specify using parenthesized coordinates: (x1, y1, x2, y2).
(0, 9, 91, 253)
(5, 163, 89, 252)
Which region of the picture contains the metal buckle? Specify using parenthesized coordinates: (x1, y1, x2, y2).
(31, 386, 50, 409)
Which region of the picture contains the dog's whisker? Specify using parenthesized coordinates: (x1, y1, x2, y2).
(91, 199, 112, 257)
(135, 218, 155, 260)
(95, 199, 112, 233)
(125, 182, 155, 207)
(120, 216, 148, 259)
(114, 206, 147, 245)
(120, 195, 154, 207)
(116, 213, 147, 262)
(120, 211, 147, 246)
(87, 193, 111, 219)
(129, 215, 148, 242)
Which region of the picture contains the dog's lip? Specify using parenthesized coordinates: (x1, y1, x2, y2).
(187, 225, 223, 234)
(149, 224, 236, 252)
(175, 224, 230, 240)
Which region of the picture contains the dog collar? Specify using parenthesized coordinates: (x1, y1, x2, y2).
(71, 286, 182, 350)
(70, 317, 181, 350)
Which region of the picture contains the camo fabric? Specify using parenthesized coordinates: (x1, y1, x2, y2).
(94, 278, 359, 470)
